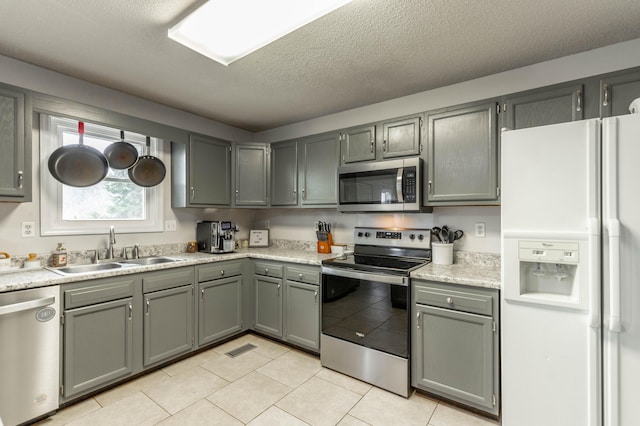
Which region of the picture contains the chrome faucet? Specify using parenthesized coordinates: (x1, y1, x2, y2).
(107, 225, 116, 259)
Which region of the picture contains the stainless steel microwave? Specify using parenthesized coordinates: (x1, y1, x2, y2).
(337, 157, 423, 212)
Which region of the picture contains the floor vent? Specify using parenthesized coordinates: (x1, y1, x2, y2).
(225, 343, 257, 358)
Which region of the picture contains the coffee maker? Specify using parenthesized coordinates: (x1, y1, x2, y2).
(196, 221, 237, 253)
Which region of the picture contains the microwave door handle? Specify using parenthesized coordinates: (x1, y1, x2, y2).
(396, 168, 404, 203)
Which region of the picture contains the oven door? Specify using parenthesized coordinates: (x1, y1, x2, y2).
(321, 268, 409, 359)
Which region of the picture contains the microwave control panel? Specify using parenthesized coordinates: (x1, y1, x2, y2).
(403, 167, 417, 202)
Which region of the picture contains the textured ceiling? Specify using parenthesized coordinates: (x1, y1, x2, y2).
(1, 0, 640, 132)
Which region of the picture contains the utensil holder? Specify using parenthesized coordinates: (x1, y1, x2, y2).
(432, 242, 453, 265)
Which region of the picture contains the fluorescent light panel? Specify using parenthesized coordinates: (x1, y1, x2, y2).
(168, 0, 353, 66)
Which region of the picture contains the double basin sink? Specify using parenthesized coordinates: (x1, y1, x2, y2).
(48, 256, 183, 276)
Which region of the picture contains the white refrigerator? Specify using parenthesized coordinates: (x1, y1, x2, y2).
(501, 113, 640, 426)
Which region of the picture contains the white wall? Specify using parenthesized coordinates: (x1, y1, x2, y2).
(254, 206, 501, 253)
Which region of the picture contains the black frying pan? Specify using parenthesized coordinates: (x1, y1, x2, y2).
(48, 122, 109, 187)
(104, 130, 138, 170)
(128, 136, 166, 187)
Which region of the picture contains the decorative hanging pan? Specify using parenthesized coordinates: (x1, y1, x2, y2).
(128, 136, 166, 187)
(48, 121, 109, 187)
(104, 130, 139, 169)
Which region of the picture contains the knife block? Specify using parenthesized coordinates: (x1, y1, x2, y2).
(317, 240, 331, 254)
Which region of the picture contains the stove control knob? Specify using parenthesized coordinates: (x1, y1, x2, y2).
(418, 234, 424, 241)
(364, 232, 371, 238)
(409, 234, 416, 240)
(357, 232, 364, 237)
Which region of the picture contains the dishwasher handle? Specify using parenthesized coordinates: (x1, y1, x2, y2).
(0, 296, 55, 316)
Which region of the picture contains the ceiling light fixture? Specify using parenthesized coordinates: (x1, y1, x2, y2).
(168, 0, 353, 66)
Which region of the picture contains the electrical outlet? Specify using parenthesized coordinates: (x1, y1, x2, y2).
(21, 221, 36, 238)
(165, 220, 177, 232)
(474, 222, 486, 238)
(264, 220, 270, 229)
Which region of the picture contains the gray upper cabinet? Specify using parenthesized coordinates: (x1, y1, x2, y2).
(0, 83, 30, 202)
(270, 140, 298, 206)
(424, 100, 499, 204)
(341, 124, 376, 163)
(171, 134, 231, 207)
(234, 143, 269, 206)
(381, 116, 422, 159)
(298, 132, 340, 206)
(600, 68, 640, 117)
(502, 83, 584, 130)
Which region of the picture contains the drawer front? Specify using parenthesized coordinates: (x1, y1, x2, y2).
(198, 261, 242, 282)
(142, 267, 194, 293)
(254, 261, 283, 278)
(64, 278, 135, 309)
(414, 285, 493, 316)
(286, 265, 319, 285)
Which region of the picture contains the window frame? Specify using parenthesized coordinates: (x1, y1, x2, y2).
(40, 115, 164, 236)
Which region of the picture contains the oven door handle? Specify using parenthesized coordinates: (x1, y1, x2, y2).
(321, 266, 409, 286)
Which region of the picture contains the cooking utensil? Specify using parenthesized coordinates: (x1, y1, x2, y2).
(439, 226, 450, 244)
(128, 136, 166, 187)
(452, 230, 464, 242)
(431, 227, 442, 242)
(104, 130, 139, 170)
(48, 121, 109, 187)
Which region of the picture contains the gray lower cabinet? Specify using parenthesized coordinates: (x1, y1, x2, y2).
(253, 261, 320, 352)
(62, 277, 137, 400)
(298, 132, 340, 206)
(0, 82, 30, 202)
(412, 281, 499, 416)
(424, 100, 499, 205)
(142, 267, 194, 367)
(502, 83, 584, 130)
(600, 68, 640, 117)
(341, 124, 376, 163)
(381, 115, 422, 159)
(234, 143, 269, 206)
(171, 134, 232, 207)
(197, 261, 243, 346)
(284, 265, 320, 352)
(254, 262, 284, 338)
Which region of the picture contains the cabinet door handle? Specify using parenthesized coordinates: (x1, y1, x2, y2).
(314, 290, 318, 302)
(190, 186, 195, 200)
(220, 270, 224, 276)
(370, 141, 374, 153)
(416, 311, 421, 329)
(145, 299, 150, 315)
(298, 273, 304, 279)
(201, 288, 205, 302)
(277, 283, 281, 294)
(446, 297, 454, 304)
(576, 90, 582, 112)
(428, 181, 433, 194)
(17, 171, 23, 189)
(265, 268, 269, 274)
(128, 303, 132, 320)
(383, 140, 387, 152)
(603, 84, 609, 107)
(301, 188, 306, 200)
(235, 190, 239, 201)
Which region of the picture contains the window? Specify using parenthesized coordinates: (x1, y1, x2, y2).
(40, 115, 164, 235)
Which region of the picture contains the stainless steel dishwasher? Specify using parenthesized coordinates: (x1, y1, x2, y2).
(0, 285, 60, 426)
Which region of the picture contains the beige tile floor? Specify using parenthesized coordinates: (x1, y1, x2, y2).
(37, 334, 500, 426)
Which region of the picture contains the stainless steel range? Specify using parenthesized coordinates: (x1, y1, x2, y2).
(320, 227, 431, 397)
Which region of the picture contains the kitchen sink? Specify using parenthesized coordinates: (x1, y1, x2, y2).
(49, 262, 125, 275)
(120, 256, 181, 266)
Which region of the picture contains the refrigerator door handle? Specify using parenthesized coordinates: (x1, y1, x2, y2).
(587, 219, 600, 328)
(607, 219, 622, 333)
